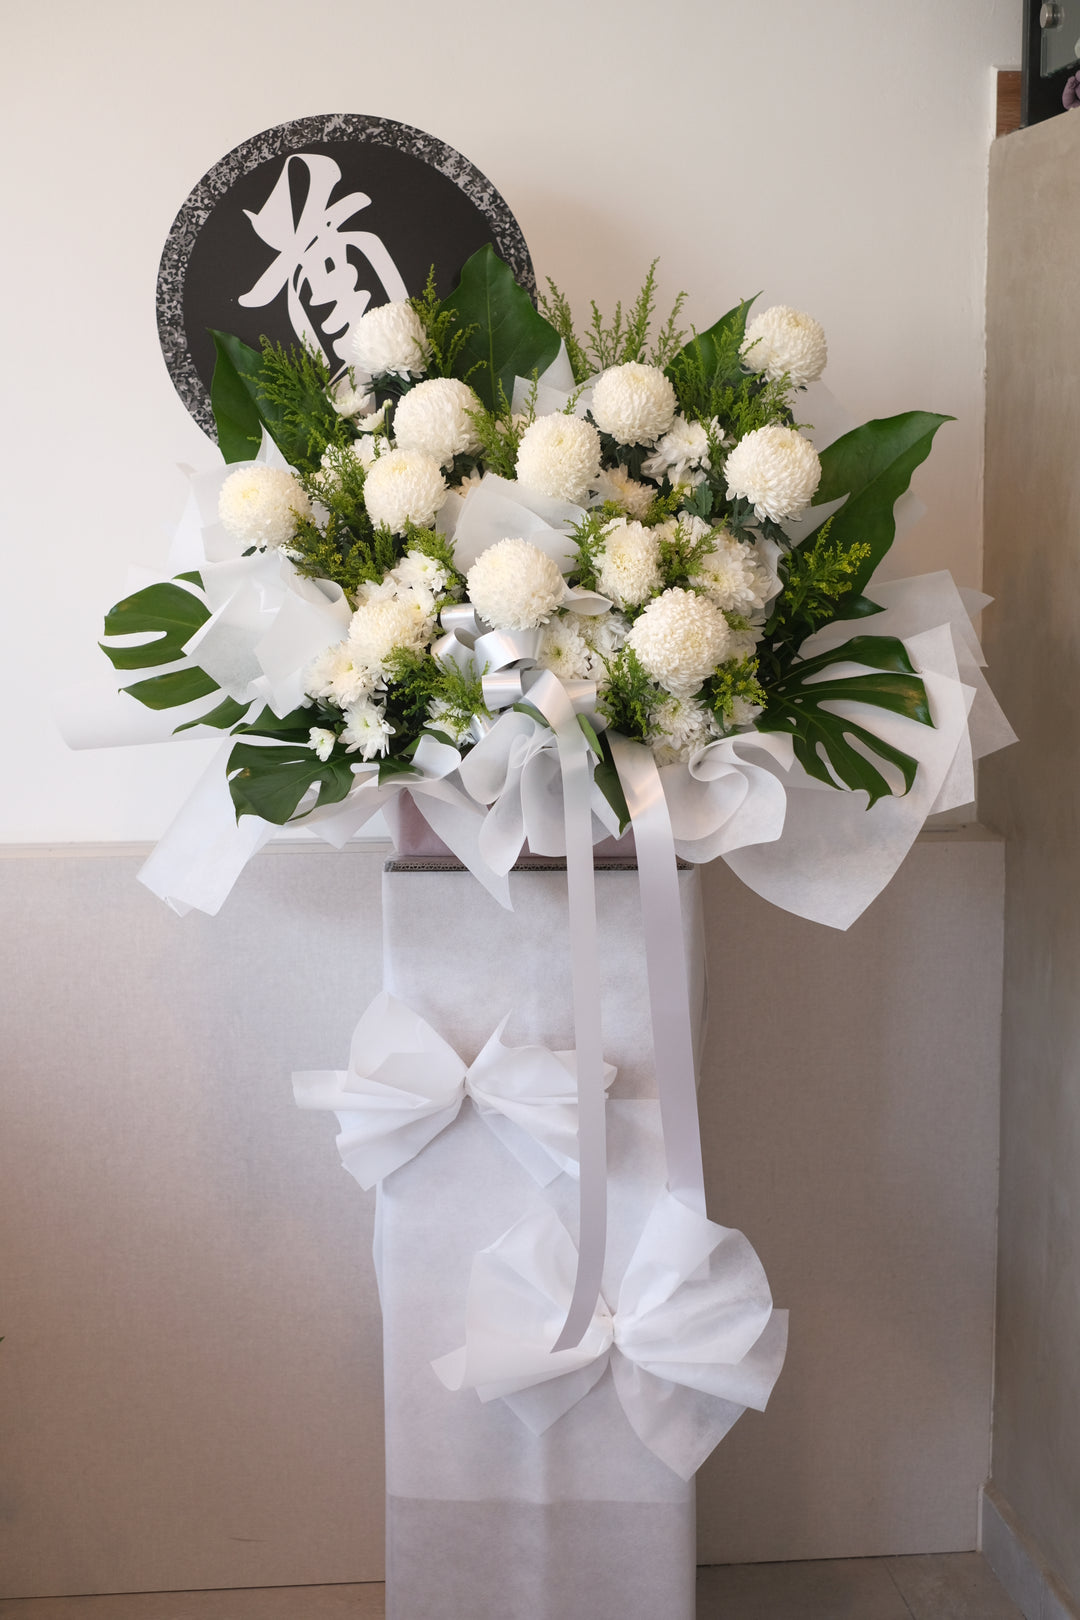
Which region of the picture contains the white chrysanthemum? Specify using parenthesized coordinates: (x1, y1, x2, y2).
(308, 726, 337, 762)
(579, 609, 628, 668)
(342, 699, 395, 761)
(592, 464, 654, 519)
(392, 377, 483, 467)
(392, 549, 451, 598)
(590, 361, 677, 446)
(318, 439, 376, 490)
(515, 413, 601, 504)
(729, 694, 764, 726)
(641, 415, 712, 485)
(538, 615, 594, 680)
(362, 447, 447, 533)
(452, 467, 484, 499)
(329, 376, 375, 418)
(427, 697, 471, 745)
(725, 624, 763, 664)
(348, 594, 432, 672)
(741, 305, 827, 387)
(595, 518, 663, 610)
(648, 694, 721, 766)
(690, 531, 773, 616)
(626, 587, 733, 697)
(218, 466, 311, 549)
(724, 425, 821, 522)
(303, 641, 375, 708)
(349, 302, 428, 378)
(466, 538, 567, 631)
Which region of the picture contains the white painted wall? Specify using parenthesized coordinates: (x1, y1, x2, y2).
(2, 0, 1020, 841)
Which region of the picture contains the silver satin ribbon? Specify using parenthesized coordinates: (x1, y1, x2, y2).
(526, 668, 608, 1352)
(609, 734, 707, 1216)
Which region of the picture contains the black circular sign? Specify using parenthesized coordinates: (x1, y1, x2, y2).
(157, 114, 535, 439)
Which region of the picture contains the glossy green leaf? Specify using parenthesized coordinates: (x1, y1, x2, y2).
(669, 298, 756, 389)
(100, 581, 209, 670)
(593, 733, 631, 834)
(441, 246, 561, 412)
(231, 704, 317, 742)
(801, 412, 953, 594)
(173, 695, 251, 733)
(227, 741, 355, 824)
(122, 667, 220, 710)
(757, 635, 933, 807)
(209, 331, 266, 463)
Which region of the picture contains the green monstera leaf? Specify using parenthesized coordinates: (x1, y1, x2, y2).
(802, 412, 953, 601)
(441, 245, 562, 412)
(226, 738, 354, 824)
(757, 635, 934, 807)
(100, 576, 242, 722)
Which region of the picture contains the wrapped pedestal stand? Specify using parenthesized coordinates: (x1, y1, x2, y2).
(376, 861, 705, 1620)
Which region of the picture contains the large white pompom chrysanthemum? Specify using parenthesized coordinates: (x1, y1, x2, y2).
(595, 518, 662, 609)
(648, 694, 721, 766)
(626, 587, 732, 697)
(724, 425, 821, 522)
(362, 447, 447, 533)
(515, 413, 601, 504)
(590, 361, 677, 446)
(349, 302, 429, 379)
(392, 377, 483, 467)
(218, 466, 311, 549)
(691, 531, 773, 616)
(348, 594, 432, 673)
(741, 305, 827, 387)
(467, 538, 566, 631)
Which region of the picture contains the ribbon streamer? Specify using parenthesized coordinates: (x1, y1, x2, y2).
(293, 990, 616, 1189)
(432, 1191, 789, 1480)
(609, 735, 707, 1217)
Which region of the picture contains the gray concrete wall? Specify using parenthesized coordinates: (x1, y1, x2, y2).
(0, 836, 1003, 1597)
(982, 112, 1080, 1609)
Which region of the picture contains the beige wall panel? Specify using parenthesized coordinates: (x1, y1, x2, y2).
(0, 836, 1002, 1596)
(982, 112, 1080, 1607)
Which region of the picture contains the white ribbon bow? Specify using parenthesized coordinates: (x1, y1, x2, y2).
(432, 1191, 789, 1479)
(293, 991, 616, 1190)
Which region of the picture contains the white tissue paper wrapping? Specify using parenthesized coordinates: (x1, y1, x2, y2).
(364, 866, 715, 1620)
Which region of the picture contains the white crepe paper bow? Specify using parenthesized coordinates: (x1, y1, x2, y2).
(432, 1192, 789, 1479)
(293, 991, 616, 1189)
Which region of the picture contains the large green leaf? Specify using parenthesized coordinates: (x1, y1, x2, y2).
(231, 703, 316, 742)
(668, 298, 756, 390)
(122, 667, 220, 710)
(100, 582, 209, 670)
(209, 331, 267, 463)
(173, 695, 251, 733)
(441, 245, 561, 412)
(757, 635, 933, 807)
(801, 412, 952, 594)
(227, 739, 355, 824)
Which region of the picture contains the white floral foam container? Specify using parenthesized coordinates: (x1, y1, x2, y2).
(377, 865, 704, 1620)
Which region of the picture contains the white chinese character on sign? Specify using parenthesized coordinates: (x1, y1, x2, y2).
(239, 153, 408, 365)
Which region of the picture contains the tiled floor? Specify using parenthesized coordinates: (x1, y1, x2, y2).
(0, 1554, 1024, 1619)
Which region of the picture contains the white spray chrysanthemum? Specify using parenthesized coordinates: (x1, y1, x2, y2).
(341, 699, 395, 761)
(741, 305, 827, 387)
(648, 694, 721, 766)
(690, 531, 773, 616)
(218, 466, 311, 549)
(641, 416, 712, 485)
(515, 413, 601, 504)
(590, 361, 677, 446)
(348, 594, 433, 673)
(592, 464, 654, 519)
(303, 641, 376, 708)
(391, 549, 452, 599)
(626, 587, 733, 697)
(362, 447, 447, 533)
(595, 518, 663, 609)
(350, 302, 429, 379)
(392, 377, 483, 467)
(329, 376, 375, 418)
(467, 538, 566, 630)
(724, 425, 821, 522)
(308, 726, 337, 762)
(538, 615, 594, 680)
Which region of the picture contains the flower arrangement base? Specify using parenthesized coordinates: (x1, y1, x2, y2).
(376, 863, 705, 1620)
